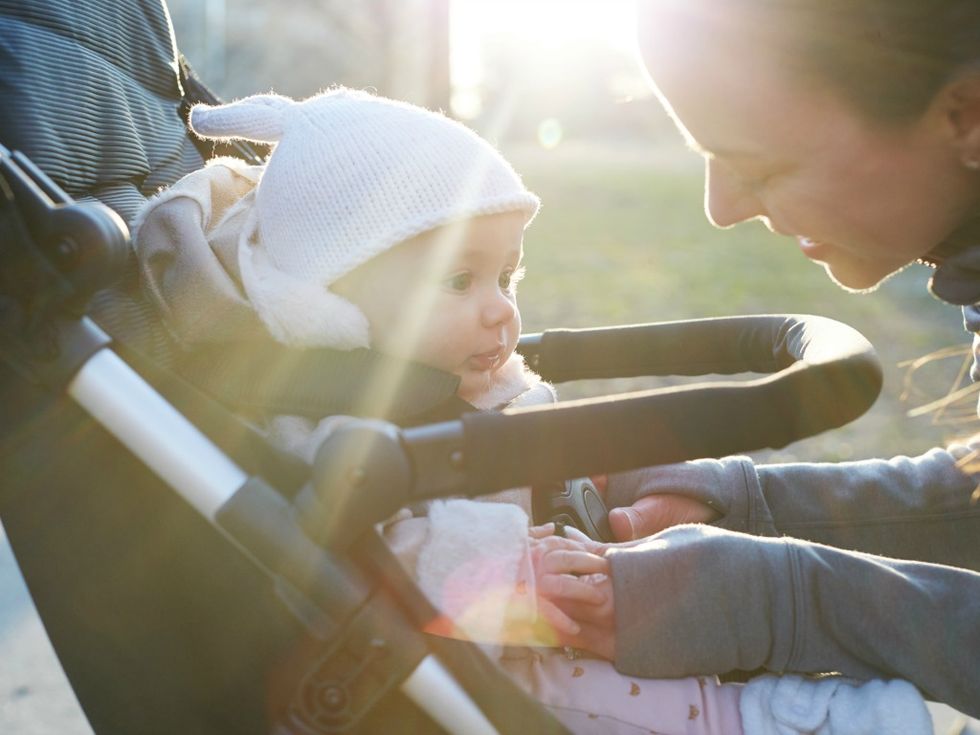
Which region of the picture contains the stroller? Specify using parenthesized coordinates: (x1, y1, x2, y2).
(0, 1, 883, 733)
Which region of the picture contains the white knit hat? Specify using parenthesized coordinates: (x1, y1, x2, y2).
(188, 88, 540, 349)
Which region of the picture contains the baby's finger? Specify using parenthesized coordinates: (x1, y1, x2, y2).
(555, 622, 616, 661)
(539, 549, 609, 576)
(550, 597, 612, 627)
(531, 534, 587, 552)
(563, 525, 592, 543)
(537, 599, 581, 636)
(528, 523, 556, 539)
(557, 526, 608, 555)
(538, 573, 607, 605)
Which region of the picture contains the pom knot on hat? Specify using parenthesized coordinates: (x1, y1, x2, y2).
(187, 88, 540, 349)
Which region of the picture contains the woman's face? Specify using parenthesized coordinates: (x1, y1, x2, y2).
(640, 16, 980, 291)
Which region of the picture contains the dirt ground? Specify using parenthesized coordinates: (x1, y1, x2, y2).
(0, 526, 92, 734)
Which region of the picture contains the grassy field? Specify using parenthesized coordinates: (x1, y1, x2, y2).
(504, 139, 977, 464)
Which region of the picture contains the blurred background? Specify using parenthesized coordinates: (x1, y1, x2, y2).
(2, 1, 976, 732)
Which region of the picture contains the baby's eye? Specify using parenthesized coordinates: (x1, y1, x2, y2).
(500, 265, 526, 293)
(444, 272, 472, 292)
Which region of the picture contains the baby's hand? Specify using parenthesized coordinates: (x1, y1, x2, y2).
(529, 522, 606, 552)
(552, 572, 615, 660)
(527, 532, 609, 636)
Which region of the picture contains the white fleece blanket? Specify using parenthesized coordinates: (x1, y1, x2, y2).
(404, 355, 552, 647)
(741, 674, 932, 735)
(416, 497, 534, 645)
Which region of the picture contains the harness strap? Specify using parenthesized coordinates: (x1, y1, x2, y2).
(178, 341, 475, 425)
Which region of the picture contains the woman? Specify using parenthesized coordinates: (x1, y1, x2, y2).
(555, 0, 980, 718)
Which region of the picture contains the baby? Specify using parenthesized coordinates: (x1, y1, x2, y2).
(133, 88, 931, 735)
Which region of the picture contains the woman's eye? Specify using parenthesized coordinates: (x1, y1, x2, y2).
(739, 164, 789, 193)
(444, 272, 472, 292)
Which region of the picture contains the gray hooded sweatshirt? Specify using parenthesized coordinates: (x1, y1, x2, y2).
(606, 255, 980, 718)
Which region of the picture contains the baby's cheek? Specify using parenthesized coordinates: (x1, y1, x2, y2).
(388, 332, 456, 372)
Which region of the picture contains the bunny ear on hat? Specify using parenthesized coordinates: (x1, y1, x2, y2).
(189, 94, 296, 144)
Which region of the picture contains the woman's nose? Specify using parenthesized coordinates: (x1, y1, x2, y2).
(704, 159, 765, 228)
(481, 288, 518, 327)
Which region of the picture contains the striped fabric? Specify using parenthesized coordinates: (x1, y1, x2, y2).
(0, 0, 206, 365)
(0, 7, 296, 733)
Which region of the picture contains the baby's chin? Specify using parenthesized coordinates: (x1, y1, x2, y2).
(456, 370, 493, 405)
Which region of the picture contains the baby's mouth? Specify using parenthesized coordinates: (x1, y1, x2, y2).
(467, 349, 502, 372)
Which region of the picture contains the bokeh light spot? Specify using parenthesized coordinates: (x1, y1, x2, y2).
(537, 118, 563, 149)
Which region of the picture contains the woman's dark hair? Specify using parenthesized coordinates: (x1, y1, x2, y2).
(794, 1, 980, 122)
(641, 0, 980, 123)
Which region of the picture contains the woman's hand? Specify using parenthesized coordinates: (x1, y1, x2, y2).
(603, 463, 730, 541)
(552, 572, 616, 660)
(608, 493, 720, 541)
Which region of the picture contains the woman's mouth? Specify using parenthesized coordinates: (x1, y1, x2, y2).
(797, 236, 834, 262)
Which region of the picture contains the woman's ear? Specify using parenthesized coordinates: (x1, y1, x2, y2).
(941, 73, 980, 171)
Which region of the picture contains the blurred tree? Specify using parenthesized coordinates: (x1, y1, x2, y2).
(476, 33, 671, 144)
(168, 0, 451, 111)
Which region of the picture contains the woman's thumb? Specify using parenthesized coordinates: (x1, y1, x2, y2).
(608, 506, 643, 541)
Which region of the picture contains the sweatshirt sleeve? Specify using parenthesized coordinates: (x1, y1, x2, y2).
(607, 524, 980, 718)
(605, 443, 980, 570)
(753, 445, 980, 569)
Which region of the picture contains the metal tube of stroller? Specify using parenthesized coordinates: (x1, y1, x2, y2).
(68, 348, 503, 734)
(401, 656, 498, 735)
(67, 347, 247, 520)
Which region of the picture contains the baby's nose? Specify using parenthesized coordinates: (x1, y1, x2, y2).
(482, 289, 518, 327)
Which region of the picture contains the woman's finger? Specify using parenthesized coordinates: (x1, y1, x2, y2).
(590, 474, 608, 499)
(608, 493, 720, 541)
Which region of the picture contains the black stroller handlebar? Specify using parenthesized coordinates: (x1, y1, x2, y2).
(309, 315, 882, 549)
(464, 315, 882, 491)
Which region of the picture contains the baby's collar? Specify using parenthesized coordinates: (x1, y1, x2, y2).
(468, 353, 550, 410)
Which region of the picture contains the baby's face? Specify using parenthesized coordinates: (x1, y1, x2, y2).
(333, 211, 526, 403)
